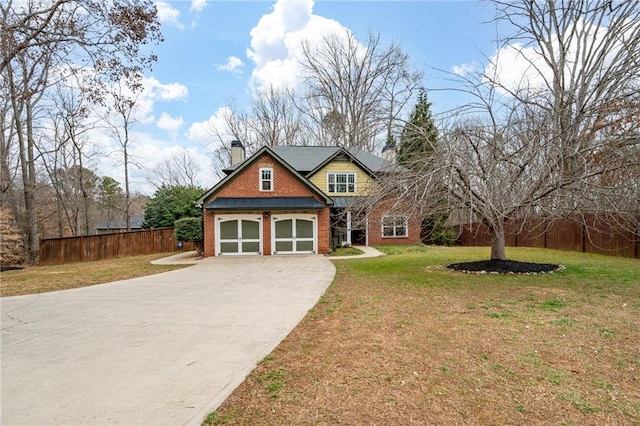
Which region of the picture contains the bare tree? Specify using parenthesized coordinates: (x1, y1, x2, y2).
(39, 81, 100, 236)
(298, 30, 422, 151)
(250, 85, 306, 147)
(208, 87, 308, 170)
(105, 84, 139, 232)
(1, 0, 161, 261)
(382, 0, 640, 260)
(1, 0, 161, 89)
(2, 43, 52, 261)
(150, 149, 201, 188)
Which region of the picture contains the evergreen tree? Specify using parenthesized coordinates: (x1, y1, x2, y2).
(143, 185, 203, 229)
(175, 217, 203, 254)
(397, 90, 453, 246)
(97, 176, 125, 223)
(397, 89, 438, 169)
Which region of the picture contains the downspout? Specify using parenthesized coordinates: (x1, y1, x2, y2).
(196, 201, 204, 256)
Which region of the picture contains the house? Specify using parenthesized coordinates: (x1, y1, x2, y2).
(195, 141, 422, 256)
(95, 216, 144, 234)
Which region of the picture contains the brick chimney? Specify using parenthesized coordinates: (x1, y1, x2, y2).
(230, 140, 245, 166)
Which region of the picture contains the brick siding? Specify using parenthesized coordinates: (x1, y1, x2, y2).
(366, 198, 422, 246)
(202, 152, 331, 256)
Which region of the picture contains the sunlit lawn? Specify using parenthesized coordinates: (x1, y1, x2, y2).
(205, 245, 640, 425)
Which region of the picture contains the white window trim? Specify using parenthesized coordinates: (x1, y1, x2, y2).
(259, 167, 273, 192)
(326, 172, 356, 194)
(381, 215, 408, 238)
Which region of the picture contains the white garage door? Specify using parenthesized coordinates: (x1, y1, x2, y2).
(216, 215, 262, 255)
(272, 214, 317, 254)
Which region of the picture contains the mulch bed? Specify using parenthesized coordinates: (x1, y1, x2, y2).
(0, 266, 24, 272)
(447, 259, 563, 274)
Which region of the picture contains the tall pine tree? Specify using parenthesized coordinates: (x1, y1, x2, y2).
(397, 89, 438, 169)
(397, 90, 454, 245)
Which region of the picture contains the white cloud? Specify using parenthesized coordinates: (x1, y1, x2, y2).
(187, 107, 234, 150)
(156, 112, 184, 135)
(79, 76, 192, 194)
(216, 56, 245, 73)
(155, 1, 183, 30)
(92, 130, 216, 195)
(144, 77, 189, 101)
(452, 62, 478, 77)
(104, 77, 187, 125)
(190, 0, 207, 13)
(482, 18, 637, 96)
(483, 42, 549, 94)
(246, 0, 350, 90)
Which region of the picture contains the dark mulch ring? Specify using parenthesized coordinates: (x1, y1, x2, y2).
(0, 266, 24, 272)
(447, 259, 564, 275)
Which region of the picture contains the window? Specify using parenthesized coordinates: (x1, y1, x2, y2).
(260, 168, 273, 191)
(382, 215, 408, 238)
(327, 172, 356, 193)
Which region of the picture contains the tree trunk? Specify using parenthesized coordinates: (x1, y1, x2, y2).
(124, 145, 131, 231)
(490, 226, 506, 261)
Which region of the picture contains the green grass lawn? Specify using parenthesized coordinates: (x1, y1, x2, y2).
(328, 246, 365, 256)
(0, 253, 187, 297)
(205, 245, 640, 425)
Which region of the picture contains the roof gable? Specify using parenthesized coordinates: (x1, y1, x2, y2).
(306, 147, 377, 178)
(196, 146, 333, 206)
(223, 146, 398, 175)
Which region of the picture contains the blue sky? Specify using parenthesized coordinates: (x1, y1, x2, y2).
(102, 0, 503, 193)
(153, 1, 497, 124)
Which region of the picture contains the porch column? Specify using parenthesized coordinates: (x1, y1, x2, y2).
(346, 210, 352, 245)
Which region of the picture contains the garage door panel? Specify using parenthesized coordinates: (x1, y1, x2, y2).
(242, 241, 260, 252)
(297, 240, 314, 252)
(273, 214, 317, 254)
(275, 219, 293, 238)
(242, 220, 259, 239)
(220, 242, 238, 253)
(275, 241, 293, 252)
(216, 215, 262, 255)
(220, 220, 238, 239)
(296, 220, 313, 238)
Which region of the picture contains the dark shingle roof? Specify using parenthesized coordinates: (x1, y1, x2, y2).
(271, 146, 395, 173)
(331, 197, 368, 208)
(205, 197, 325, 210)
(223, 146, 397, 175)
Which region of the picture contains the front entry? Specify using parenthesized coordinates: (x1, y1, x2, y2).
(216, 215, 262, 255)
(272, 214, 317, 254)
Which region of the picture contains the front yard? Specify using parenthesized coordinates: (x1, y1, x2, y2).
(206, 245, 640, 425)
(0, 253, 187, 297)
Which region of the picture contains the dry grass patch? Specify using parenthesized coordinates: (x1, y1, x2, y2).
(0, 253, 187, 297)
(205, 246, 640, 426)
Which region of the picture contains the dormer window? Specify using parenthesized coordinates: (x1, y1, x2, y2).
(327, 172, 355, 193)
(260, 168, 273, 191)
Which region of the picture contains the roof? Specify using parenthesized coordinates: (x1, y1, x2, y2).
(95, 217, 144, 230)
(223, 146, 397, 175)
(205, 197, 325, 210)
(331, 197, 368, 208)
(196, 145, 333, 206)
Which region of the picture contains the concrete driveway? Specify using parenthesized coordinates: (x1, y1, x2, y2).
(1, 255, 335, 425)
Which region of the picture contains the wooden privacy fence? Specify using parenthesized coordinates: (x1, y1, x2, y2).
(457, 217, 640, 259)
(39, 228, 196, 266)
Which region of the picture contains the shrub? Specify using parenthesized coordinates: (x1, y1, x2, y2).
(175, 217, 203, 254)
